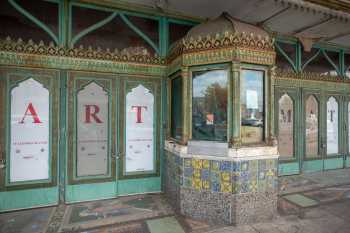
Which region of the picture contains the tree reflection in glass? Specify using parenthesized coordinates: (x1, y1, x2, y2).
(278, 94, 294, 158)
(192, 70, 228, 141)
(326, 97, 338, 155)
(305, 95, 319, 158)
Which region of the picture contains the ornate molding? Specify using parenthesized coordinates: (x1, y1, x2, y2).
(167, 32, 275, 66)
(275, 68, 350, 83)
(0, 37, 166, 76)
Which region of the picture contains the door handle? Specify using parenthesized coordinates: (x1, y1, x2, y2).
(0, 158, 6, 169)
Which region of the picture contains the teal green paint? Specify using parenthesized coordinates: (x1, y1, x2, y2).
(296, 42, 302, 72)
(278, 162, 299, 176)
(167, 18, 198, 26)
(117, 177, 161, 196)
(59, 0, 69, 46)
(275, 42, 297, 72)
(346, 157, 350, 167)
(59, 71, 67, 203)
(159, 17, 169, 57)
(303, 160, 323, 173)
(0, 187, 58, 212)
(120, 14, 160, 54)
(65, 182, 116, 203)
(146, 217, 185, 233)
(324, 157, 344, 170)
(71, 12, 118, 47)
(8, 0, 59, 44)
(340, 50, 345, 77)
(5, 75, 54, 186)
(302, 49, 321, 71)
(321, 49, 341, 75)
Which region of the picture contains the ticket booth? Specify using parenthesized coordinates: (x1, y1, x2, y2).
(164, 13, 279, 225)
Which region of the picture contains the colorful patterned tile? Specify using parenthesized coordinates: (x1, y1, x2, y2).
(221, 172, 231, 183)
(192, 178, 202, 190)
(258, 179, 267, 192)
(241, 161, 249, 171)
(233, 182, 240, 194)
(183, 178, 192, 188)
(232, 172, 240, 182)
(184, 167, 193, 178)
(240, 182, 250, 193)
(232, 161, 240, 172)
(211, 182, 220, 192)
(258, 159, 267, 172)
(258, 171, 266, 180)
(193, 169, 201, 179)
(221, 182, 232, 193)
(202, 160, 210, 169)
(240, 171, 249, 182)
(184, 158, 192, 168)
(249, 180, 258, 192)
(249, 160, 258, 173)
(192, 159, 202, 169)
(202, 180, 210, 190)
(220, 161, 232, 171)
(210, 171, 220, 183)
(211, 160, 220, 171)
(201, 169, 210, 180)
(266, 159, 276, 169)
(266, 169, 275, 177)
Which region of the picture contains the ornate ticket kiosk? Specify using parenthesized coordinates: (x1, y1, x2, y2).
(164, 13, 278, 225)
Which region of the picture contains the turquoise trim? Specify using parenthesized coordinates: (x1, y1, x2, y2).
(278, 162, 299, 176)
(0, 187, 58, 212)
(275, 42, 297, 72)
(65, 182, 116, 203)
(324, 157, 344, 170)
(303, 160, 324, 173)
(120, 14, 160, 54)
(167, 18, 198, 26)
(321, 49, 341, 75)
(117, 177, 161, 196)
(302, 49, 321, 71)
(59, 72, 67, 203)
(8, 0, 59, 44)
(71, 12, 118, 47)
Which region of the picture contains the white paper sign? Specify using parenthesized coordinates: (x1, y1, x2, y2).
(246, 90, 258, 109)
(125, 85, 154, 173)
(10, 78, 49, 182)
(77, 82, 108, 177)
(327, 97, 338, 154)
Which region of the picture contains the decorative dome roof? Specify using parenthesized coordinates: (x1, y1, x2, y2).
(185, 12, 270, 40)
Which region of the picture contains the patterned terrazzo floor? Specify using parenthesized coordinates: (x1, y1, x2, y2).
(2, 169, 350, 233)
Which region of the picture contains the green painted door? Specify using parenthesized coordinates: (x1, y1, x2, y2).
(0, 67, 60, 212)
(65, 71, 119, 203)
(302, 90, 345, 173)
(64, 72, 162, 203)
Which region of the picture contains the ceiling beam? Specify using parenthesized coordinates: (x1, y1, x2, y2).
(257, 6, 291, 26)
(292, 17, 333, 35)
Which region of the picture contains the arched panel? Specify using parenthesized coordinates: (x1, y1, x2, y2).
(76, 82, 109, 177)
(278, 94, 294, 158)
(326, 97, 338, 155)
(305, 95, 319, 158)
(10, 78, 50, 182)
(125, 84, 155, 174)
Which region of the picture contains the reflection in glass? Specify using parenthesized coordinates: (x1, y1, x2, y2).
(171, 77, 183, 140)
(192, 70, 228, 141)
(305, 95, 319, 158)
(241, 70, 264, 144)
(278, 94, 294, 158)
(327, 97, 338, 155)
(349, 102, 350, 153)
(77, 82, 109, 177)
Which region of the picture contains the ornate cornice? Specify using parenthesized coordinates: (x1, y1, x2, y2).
(0, 37, 166, 76)
(275, 68, 350, 83)
(167, 32, 275, 66)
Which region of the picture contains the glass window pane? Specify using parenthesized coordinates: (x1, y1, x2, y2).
(10, 78, 50, 182)
(327, 97, 338, 155)
(278, 94, 294, 158)
(77, 82, 109, 177)
(305, 95, 319, 158)
(192, 70, 228, 141)
(171, 76, 183, 140)
(125, 85, 155, 173)
(348, 102, 350, 153)
(241, 70, 265, 144)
